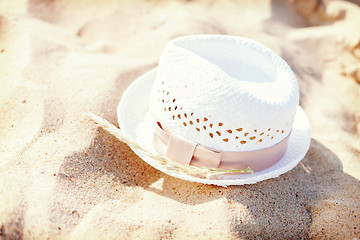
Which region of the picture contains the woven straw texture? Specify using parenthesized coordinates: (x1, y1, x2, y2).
(149, 35, 299, 151)
(118, 68, 311, 186)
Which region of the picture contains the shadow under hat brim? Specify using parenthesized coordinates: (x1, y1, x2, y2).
(117, 68, 311, 186)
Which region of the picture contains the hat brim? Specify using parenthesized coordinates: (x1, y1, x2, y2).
(117, 68, 311, 186)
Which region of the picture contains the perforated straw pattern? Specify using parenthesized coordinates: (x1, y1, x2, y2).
(156, 80, 290, 147)
(150, 35, 299, 151)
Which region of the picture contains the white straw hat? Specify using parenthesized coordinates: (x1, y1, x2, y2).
(117, 35, 311, 186)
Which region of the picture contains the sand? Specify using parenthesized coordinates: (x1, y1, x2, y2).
(0, 0, 359, 239)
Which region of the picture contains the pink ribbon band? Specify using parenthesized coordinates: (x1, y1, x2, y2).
(153, 122, 290, 172)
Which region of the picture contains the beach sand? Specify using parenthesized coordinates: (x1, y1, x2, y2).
(0, 0, 359, 239)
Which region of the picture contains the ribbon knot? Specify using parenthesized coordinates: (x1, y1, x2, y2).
(165, 132, 197, 166)
(154, 122, 222, 168)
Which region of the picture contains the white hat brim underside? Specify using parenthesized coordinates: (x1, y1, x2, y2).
(117, 68, 311, 186)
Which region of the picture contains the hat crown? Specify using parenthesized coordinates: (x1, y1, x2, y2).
(150, 35, 299, 151)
